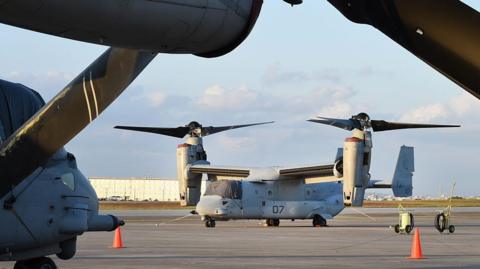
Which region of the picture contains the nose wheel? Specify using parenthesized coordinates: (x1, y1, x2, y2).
(204, 216, 216, 228)
(14, 257, 57, 269)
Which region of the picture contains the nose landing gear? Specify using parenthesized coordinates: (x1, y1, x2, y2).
(14, 257, 57, 269)
(204, 216, 216, 228)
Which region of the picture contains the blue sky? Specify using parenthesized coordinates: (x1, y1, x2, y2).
(1, 1, 479, 196)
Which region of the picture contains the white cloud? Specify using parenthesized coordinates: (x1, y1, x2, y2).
(196, 84, 258, 110)
(129, 90, 167, 107)
(400, 103, 448, 123)
(317, 102, 353, 118)
(215, 134, 257, 152)
(400, 93, 480, 123)
(262, 63, 309, 85)
(148, 91, 167, 107)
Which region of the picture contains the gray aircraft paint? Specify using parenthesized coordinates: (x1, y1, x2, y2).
(0, 0, 263, 57)
(195, 147, 413, 223)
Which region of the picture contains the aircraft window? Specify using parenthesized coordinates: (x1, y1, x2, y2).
(61, 173, 75, 191)
(267, 190, 273, 197)
(204, 180, 242, 199)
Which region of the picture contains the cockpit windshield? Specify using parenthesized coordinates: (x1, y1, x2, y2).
(0, 79, 45, 138)
(204, 180, 242, 199)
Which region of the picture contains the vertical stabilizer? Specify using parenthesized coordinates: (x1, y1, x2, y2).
(392, 146, 414, 197)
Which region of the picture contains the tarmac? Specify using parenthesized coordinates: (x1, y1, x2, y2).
(2, 208, 480, 269)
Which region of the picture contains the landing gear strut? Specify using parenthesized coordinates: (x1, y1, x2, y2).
(266, 219, 280, 227)
(14, 257, 57, 269)
(205, 216, 216, 228)
(312, 215, 327, 227)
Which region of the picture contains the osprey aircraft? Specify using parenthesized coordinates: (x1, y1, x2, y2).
(115, 113, 459, 228)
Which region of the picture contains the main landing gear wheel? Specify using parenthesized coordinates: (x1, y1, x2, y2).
(312, 215, 327, 227)
(266, 219, 280, 227)
(448, 225, 455, 234)
(14, 257, 57, 269)
(205, 217, 216, 228)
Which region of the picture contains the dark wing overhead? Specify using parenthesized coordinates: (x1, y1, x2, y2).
(114, 126, 190, 138)
(370, 120, 460, 132)
(328, 0, 480, 99)
(0, 48, 156, 198)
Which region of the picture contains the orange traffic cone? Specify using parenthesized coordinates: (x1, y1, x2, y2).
(409, 228, 423, 259)
(112, 227, 124, 249)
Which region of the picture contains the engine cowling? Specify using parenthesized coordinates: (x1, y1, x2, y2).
(341, 134, 371, 207)
(0, 0, 263, 57)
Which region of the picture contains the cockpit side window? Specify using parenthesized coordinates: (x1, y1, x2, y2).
(204, 180, 242, 199)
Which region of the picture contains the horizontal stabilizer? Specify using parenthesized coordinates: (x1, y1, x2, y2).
(366, 146, 414, 197)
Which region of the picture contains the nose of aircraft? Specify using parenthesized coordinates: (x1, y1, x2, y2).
(196, 195, 228, 217)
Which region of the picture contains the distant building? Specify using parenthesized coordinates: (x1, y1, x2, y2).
(89, 177, 207, 201)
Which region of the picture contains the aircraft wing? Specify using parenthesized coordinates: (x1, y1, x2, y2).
(0, 48, 156, 198)
(279, 164, 335, 178)
(189, 165, 250, 178)
(328, 0, 480, 99)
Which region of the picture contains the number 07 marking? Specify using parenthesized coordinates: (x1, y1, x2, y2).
(272, 205, 284, 214)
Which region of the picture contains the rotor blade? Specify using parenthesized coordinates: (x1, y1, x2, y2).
(328, 0, 480, 99)
(114, 126, 190, 138)
(307, 117, 358, 131)
(201, 121, 274, 136)
(370, 120, 460, 132)
(0, 48, 156, 198)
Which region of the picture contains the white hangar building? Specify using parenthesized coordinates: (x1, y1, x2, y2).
(89, 177, 208, 201)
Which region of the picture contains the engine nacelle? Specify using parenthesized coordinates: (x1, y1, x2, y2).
(342, 132, 372, 207)
(0, 0, 263, 57)
(177, 137, 209, 206)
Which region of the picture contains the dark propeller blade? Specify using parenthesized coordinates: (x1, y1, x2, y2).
(0, 48, 156, 198)
(309, 112, 460, 132)
(370, 120, 460, 132)
(307, 117, 359, 131)
(114, 126, 190, 138)
(115, 121, 274, 138)
(201, 121, 274, 136)
(328, 0, 480, 99)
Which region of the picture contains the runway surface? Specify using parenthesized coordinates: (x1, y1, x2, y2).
(2, 208, 480, 269)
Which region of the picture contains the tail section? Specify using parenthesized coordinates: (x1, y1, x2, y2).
(392, 146, 414, 197)
(367, 146, 414, 197)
